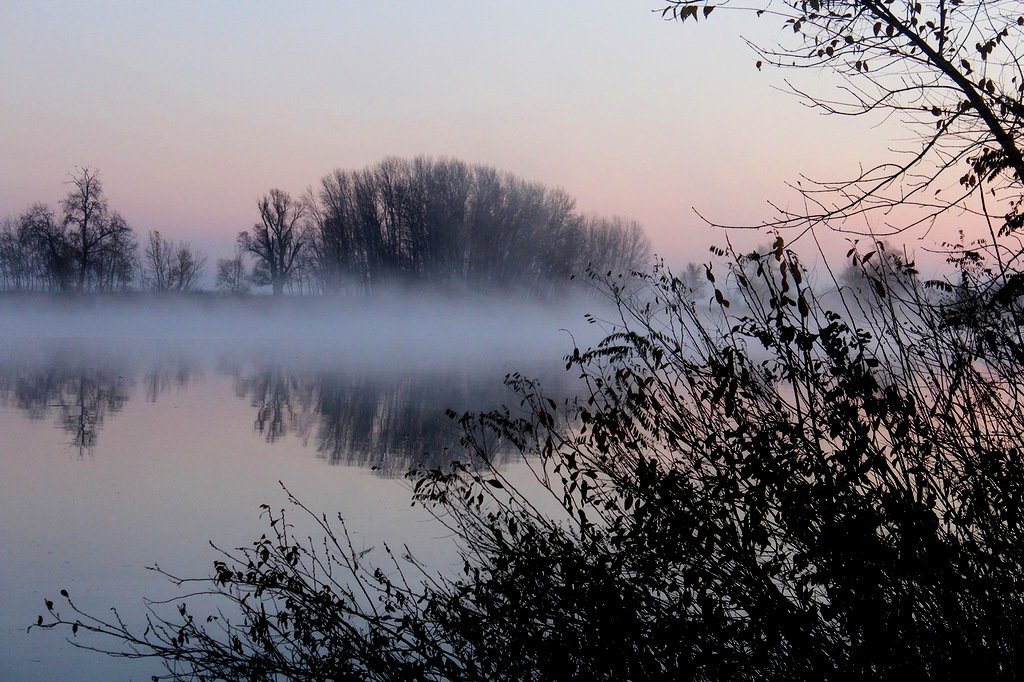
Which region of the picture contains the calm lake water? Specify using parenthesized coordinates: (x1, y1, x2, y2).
(0, 296, 595, 680)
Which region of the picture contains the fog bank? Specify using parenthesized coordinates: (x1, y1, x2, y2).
(0, 291, 615, 373)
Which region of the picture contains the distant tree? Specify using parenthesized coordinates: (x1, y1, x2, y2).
(0, 216, 31, 291)
(239, 190, 307, 296)
(60, 168, 138, 291)
(169, 241, 205, 292)
(20, 204, 74, 292)
(142, 231, 174, 291)
(580, 215, 650, 277)
(91, 213, 138, 292)
(837, 241, 919, 302)
(144, 231, 205, 293)
(215, 244, 251, 294)
(676, 260, 707, 302)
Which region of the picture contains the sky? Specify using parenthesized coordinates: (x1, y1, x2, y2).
(0, 1, 896, 266)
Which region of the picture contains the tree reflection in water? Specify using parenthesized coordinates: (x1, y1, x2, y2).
(223, 357, 565, 475)
(0, 342, 565, 474)
(0, 346, 131, 457)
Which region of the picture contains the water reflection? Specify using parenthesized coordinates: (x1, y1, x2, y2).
(0, 342, 563, 474)
(143, 355, 199, 403)
(0, 347, 131, 456)
(228, 362, 530, 474)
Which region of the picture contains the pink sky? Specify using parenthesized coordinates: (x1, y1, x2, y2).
(0, 1, 904, 267)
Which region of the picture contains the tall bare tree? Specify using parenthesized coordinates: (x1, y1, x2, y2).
(239, 189, 307, 295)
(142, 230, 174, 292)
(60, 168, 138, 291)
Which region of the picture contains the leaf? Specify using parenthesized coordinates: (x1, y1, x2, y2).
(486, 479, 504, 489)
(703, 6, 714, 18)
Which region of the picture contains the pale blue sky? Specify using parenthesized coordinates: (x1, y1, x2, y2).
(0, 1, 888, 263)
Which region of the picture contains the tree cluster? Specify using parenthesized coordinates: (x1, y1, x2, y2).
(0, 169, 206, 293)
(2, 161, 650, 297)
(0, 169, 137, 292)
(269, 157, 649, 295)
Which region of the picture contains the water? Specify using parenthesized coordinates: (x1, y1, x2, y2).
(0, 296, 593, 680)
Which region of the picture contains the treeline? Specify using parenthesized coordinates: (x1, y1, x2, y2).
(1, 160, 649, 296)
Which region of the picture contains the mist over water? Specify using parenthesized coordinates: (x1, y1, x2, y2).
(0, 291, 609, 362)
(0, 292, 603, 681)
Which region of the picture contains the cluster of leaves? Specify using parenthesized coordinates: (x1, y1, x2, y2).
(33, 241, 1024, 680)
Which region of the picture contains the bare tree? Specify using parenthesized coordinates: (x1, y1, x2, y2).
(60, 168, 138, 291)
(92, 212, 137, 292)
(305, 157, 650, 295)
(170, 242, 205, 292)
(239, 189, 307, 295)
(0, 217, 27, 291)
(215, 244, 251, 294)
(142, 231, 205, 292)
(61, 168, 108, 291)
(142, 230, 174, 291)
